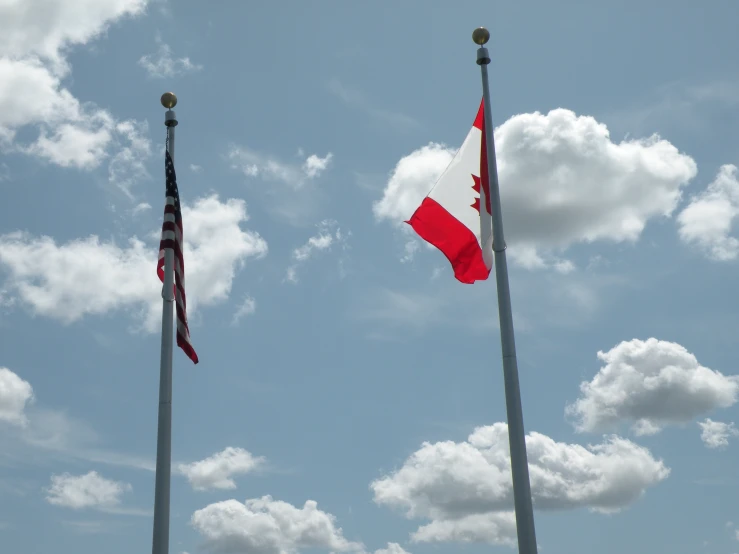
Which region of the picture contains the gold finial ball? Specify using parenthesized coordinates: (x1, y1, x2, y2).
(160, 92, 177, 109)
(472, 27, 490, 45)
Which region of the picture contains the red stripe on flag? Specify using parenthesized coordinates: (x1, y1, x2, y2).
(406, 197, 491, 284)
(177, 333, 198, 363)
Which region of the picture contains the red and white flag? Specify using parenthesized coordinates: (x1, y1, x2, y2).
(158, 150, 198, 364)
(407, 100, 493, 283)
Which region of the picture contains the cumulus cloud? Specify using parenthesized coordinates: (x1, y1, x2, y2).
(190, 496, 363, 554)
(0, 0, 152, 183)
(0, 195, 267, 331)
(0, 367, 34, 426)
(177, 447, 264, 491)
(46, 471, 131, 510)
(371, 423, 668, 545)
(0, 0, 147, 69)
(138, 35, 202, 78)
(699, 418, 739, 449)
(20, 109, 115, 169)
(285, 220, 348, 284)
(374, 109, 697, 270)
(411, 513, 516, 546)
(508, 244, 575, 274)
(566, 338, 739, 435)
(677, 164, 739, 260)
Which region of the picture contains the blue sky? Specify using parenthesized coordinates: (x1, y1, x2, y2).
(2, 1, 739, 553)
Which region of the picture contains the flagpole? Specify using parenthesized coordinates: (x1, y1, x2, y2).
(152, 91, 178, 554)
(472, 28, 539, 554)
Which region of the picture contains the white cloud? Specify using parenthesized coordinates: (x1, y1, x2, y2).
(371, 423, 668, 545)
(285, 220, 348, 284)
(138, 36, 203, 78)
(177, 447, 264, 491)
(0, 0, 147, 69)
(0, 1, 152, 179)
(411, 513, 516, 546)
(232, 296, 256, 325)
(0, 195, 268, 331)
(374, 544, 411, 554)
(303, 154, 333, 178)
(677, 164, 739, 260)
(507, 244, 575, 273)
(190, 496, 363, 554)
(229, 146, 333, 187)
(0, 232, 154, 323)
(374, 109, 697, 269)
(180, 196, 267, 315)
(46, 471, 131, 510)
(294, 233, 334, 261)
(0, 58, 80, 135)
(0, 367, 34, 426)
(699, 418, 739, 449)
(20, 110, 115, 169)
(566, 338, 739, 435)
(190, 164, 202, 173)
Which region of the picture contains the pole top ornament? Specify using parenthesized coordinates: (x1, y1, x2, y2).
(472, 27, 490, 45)
(161, 92, 177, 109)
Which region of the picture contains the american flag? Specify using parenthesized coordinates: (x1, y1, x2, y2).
(157, 150, 198, 364)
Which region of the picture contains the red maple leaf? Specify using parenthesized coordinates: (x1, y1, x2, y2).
(471, 173, 482, 213)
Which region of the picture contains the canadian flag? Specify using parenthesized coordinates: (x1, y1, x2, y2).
(406, 100, 494, 283)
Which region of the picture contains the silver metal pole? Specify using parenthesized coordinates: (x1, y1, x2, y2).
(152, 92, 178, 554)
(472, 28, 539, 554)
